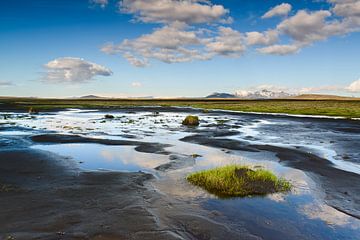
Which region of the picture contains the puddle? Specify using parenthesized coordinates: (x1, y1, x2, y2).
(33, 143, 169, 173)
(205, 194, 360, 240)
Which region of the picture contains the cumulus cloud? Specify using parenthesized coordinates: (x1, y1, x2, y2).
(257, 44, 300, 55)
(205, 27, 246, 57)
(119, 0, 229, 24)
(277, 10, 345, 44)
(245, 30, 279, 46)
(346, 79, 360, 92)
(102, 22, 245, 66)
(44, 57, 112, 83)
(102, 23, 210, 65)
(90, 0, 108, 8)
(330, 0, 360, 18)
(262, 3, 292, 19)
(102, 0, 360, 64)
(258, 0, 360, 56)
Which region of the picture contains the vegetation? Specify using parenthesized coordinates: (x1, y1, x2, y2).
(0, 183, 18, 193)
(182, 115, 200, 126)
(28, 107, 39, 114)
(0, 98, 360, 118)
(187, 165, 291, 197)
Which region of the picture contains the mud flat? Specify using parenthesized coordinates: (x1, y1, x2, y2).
(0, 148, 258, 240)
(0, 108, 359, 239)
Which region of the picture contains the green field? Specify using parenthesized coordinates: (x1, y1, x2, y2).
(1, 97, 360, 118)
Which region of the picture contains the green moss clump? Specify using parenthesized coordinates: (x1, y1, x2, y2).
(182, 115, 200, 126)
(187, 165, 291, 197)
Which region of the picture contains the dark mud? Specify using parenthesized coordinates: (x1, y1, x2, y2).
(155, 154, 197, 172)
(0, 148, 258, 240)
(31, 134, 172, 155)
(181, 134, 360, 219)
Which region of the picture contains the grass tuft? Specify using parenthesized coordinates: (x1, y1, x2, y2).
(187, 165, 291, 197)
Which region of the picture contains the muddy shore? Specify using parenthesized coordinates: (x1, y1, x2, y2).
(0, 147, 258, 240)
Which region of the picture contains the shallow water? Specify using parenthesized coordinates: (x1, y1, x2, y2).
(1, 108, 359, 239)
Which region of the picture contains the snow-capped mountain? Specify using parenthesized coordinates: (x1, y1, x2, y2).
(235, 89, 295, 99)
(206, 89, 295, 99)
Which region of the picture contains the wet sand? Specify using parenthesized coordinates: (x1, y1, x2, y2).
(0, 148, 257, 240)
(181, 134, 360, 219)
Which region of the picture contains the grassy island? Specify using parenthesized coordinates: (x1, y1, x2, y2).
(187, 165, 291, 197)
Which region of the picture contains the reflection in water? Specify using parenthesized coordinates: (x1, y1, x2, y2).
(33, 144, 169, 172)
(301, 203, 359, 228)
(205, 195, 360, 240)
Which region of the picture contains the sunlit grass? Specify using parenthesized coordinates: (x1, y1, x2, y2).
(1, 98, 360, 118)
(187, 165, 291, 197)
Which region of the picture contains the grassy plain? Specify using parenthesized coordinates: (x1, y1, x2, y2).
(0, 97, 360, 118)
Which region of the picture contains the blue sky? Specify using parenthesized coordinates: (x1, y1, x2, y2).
(0, 0, 360, 97)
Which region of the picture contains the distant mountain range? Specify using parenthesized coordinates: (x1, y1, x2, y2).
(206, 89, 295, 99)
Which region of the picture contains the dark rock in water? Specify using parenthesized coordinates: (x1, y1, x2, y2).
(104, 114, 114, 119)
(182, 115, 199, 126)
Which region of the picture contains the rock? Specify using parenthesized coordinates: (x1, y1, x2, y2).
(104, 114, 114, 119)
(182, 115, 200, 126)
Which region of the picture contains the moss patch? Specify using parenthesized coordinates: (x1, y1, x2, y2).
(182, 115, 200, 126)
(0, 183, 18, 193)
(187, 165, 291, 197)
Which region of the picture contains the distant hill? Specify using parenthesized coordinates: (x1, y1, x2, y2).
(292, 94, 360, 100)
(206, 92, 237, 98)
(79, 95, 104, 99)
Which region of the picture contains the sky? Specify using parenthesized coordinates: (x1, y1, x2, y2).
(0, 0, 360, 98)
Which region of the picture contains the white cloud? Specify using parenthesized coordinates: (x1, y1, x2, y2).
(131, 82, 142, 87)
(277, 10, 345, 44)
(257, 44, 300, 55)
(44, 57, 112, 83)
(262, 3, 292, 19)
(119, 0, 229, 24)
(102, 0, 360, 64)
(205, 27, 246, 57)
(346, 79, 360, 92)
(90, 0, 108, 8)
(102, 23, 210, 65)
(102, 23, 245, 66)
(245, 30, 279, 46)
(330, 0, 360, 18)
